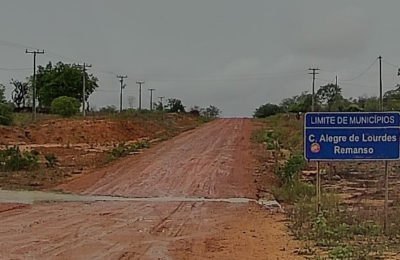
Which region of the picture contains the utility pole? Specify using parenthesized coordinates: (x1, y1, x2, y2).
(25, 49, 44, 120)
(335, 76, 338, 87)
(379, 56, 383, 111)
(158, 96, 165, 110)
(149, 88, 155, 110)
(309, 68, 320, 112)
(384, 64, 400, 234)
(136, 81, 144, 111)
(309, 67, 320, 212)
(78, 63, 92, 117)
(158, 96, 165, 120)
(117, 75, 128, 113)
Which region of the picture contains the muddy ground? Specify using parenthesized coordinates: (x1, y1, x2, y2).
(0, 118, 301, 259)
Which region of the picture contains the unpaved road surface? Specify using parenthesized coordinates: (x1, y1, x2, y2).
(59, 119, 256, 199)
(0, 119, 300, 259)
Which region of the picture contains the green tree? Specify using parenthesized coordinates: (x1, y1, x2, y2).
(0, 83, 6, 103)
(355, 96, 380, 111)
(167, 98, 185, 113)
(99, 105, 118, 114)
(35, 62, 98, 108)
(0, 103, 13, 125)
(346, 104, 363, 112)
(281, 92, 313, 113)
(316, 84, 347, 111)
(280, 96, 299, 112)
(202, 105, 221, 118)
(254, 103, 282, 118)
(155, 101, 164, 111)
(384, 85, 400, 110)
(51, 96, 80, 117)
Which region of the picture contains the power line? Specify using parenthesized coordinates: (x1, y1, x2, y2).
(341, 58, 378, 82)
(97, 70, 118, 76)
(337, 81, 371, 88)
(382, 60, 398, 69)
(0, 40, 34, 50)
(0, 67, 31, 71)
(45, 50, 79, 63)
(382, 60, 400, 77)
(142, 72, 307, 82)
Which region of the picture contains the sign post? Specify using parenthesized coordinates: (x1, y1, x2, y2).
(384, 162, 389, 234)
(304, 112, 400, 228)
(316, 161, 321, 212)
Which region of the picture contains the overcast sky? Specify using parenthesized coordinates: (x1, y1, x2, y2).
(1, 0, 400, 117)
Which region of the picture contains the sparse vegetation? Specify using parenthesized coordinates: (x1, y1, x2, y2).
(0, 112, 202, 190)
(0, 102, 14, 125)
(0, 146, 39, 171)
(106, 141, 150, 162)
(279, 154, 307, 183)
(289, 194, 387, 258)
(98, 105, 118, 114)
(272, 181, 314, 204)
(255, 114, 400, 259)
(45, 153, 58, 168)
(251, 128, 278, 150)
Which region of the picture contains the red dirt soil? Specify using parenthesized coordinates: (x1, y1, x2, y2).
(59, 119, 257, 199)
(0, 114, 198, 145)
(0, 118, 301, 259)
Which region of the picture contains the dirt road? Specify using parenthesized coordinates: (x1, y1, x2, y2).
(59, 119, 256, 199)
(0, 119, 300, 259)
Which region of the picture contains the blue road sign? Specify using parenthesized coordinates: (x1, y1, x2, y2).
(304, 112, 400, 161)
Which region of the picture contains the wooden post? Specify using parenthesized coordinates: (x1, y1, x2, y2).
(384, 161, 389, 235)
(316, 161, 321, 213)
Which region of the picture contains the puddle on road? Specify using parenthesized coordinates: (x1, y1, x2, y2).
(0, 189, 280, 206)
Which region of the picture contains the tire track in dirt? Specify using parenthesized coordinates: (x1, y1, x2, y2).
(150, 202, 186, 234)
(60, 118, 256, 199)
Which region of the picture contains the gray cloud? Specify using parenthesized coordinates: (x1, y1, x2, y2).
(0, 0, 399, 117)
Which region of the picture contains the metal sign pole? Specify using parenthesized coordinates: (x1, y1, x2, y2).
(316, 161, 321, 213)
(384, 161, 389, 235)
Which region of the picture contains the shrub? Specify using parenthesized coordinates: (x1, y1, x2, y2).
(272, 180, 315, 204)
(253, 103, 282, 118)
(45, 153, 58, 168)
(137, 140, 150, 149)
(329, 245, 354, 259)
(0, 103, 14, 125)
(0, 146, 39, 171)
(106, 141, 150, 162)
(279, 154, 307, 183)
(51, 96, 80, 117)
(98, 105, 118, 114)
(166, 98, 185, 113)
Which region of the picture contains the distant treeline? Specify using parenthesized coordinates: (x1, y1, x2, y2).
(254, 83, 400, 118)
